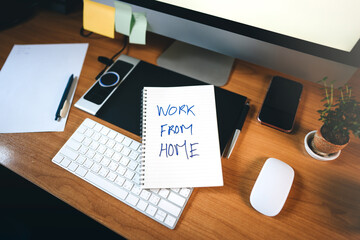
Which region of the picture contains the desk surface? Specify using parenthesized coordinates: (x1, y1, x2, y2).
(1, 9, 359, 240)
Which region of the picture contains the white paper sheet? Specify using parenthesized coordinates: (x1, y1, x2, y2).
(0, 43, 88, 133)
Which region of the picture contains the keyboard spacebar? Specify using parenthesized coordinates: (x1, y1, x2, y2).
(85, 171, 128, 200)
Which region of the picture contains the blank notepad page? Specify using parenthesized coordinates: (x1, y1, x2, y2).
(140, 85, 223, 189)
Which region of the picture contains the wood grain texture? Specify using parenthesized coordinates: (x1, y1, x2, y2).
(0, 9, 359, 240)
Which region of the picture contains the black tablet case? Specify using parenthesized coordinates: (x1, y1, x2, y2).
(95, 60, 247, 154)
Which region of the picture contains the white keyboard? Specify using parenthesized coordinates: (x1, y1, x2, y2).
(52, 118, 192, 229)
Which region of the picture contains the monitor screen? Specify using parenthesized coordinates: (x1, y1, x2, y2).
(158, 0, 360, 53)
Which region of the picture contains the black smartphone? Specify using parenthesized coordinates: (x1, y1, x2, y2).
(258, 76, 303, 132)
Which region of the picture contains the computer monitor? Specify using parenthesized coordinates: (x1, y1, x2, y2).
(96, 0, 360, 87)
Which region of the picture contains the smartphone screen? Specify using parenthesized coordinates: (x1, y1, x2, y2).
(258, 76, 303, 132)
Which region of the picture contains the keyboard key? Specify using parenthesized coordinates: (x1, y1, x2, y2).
(128, 160, 138, 171)
(77, 125, 87, 134)
(53, 154, 63, 163)
(60, 158, 71, 168)
(84, 159, 94, 169)
(124, 169, 135, 180)
(168, 192, 186, 207)
(116, 165, 126, 175)
(83, 119, 96, 128)
(122, 137, 132, 147)
(112, 152, 122, 162)
(108, 130, 117, 139)
(90, 141, 100, 150)
(140, 190, 151, 200)
(68, 162, 79, 172)
(91, 163, 101, 173)
(99, 136, 108, 145)
(129, 141, 141, 151)
(158, 199, 181, 217)
(126, 194, 139, 206)
(85, 171, 128, 200)
(104, 149, 114, 158)
(84, 129, 94, 138)
(132, 173, 140, 185)
(171, 188, 180, 193)
(115, 134, 124, 143)
(155, 210, 167, 222)
(93, 123, 103, 132)
(97, 145, 106, 154)
(99, 167, 109, 177)
(108, 161, 118, 171)
(114, 176, 125, 186)
(114, 143, 123, 152)
(120, 157, 130, 166)
(92, 132, 101, 141)
(107, 139, 116, 147)
(129, 151, 139, 160)
(164, 215, 176, 228)
(150, 189, 160, 194)
(100, 127, 110, 136)
(79, 146, 88, 155)
(123, 180, 133, 191)
(159, 189, 170, 198)
(131, 185, 142, 195)
(121, 147, 131, 156)
(146, 205, 157, 217)
(72, 132, 85, 143)
(93, 153, 103, 162)
(149, 194, 160, 205)
(67, 139, 81, 151)
(100, 157, 111, 167)
(83, 137, 92, 147)
(76, 155, 86, 164)
(179, 188, 191, 198)
(61, 147, 79, 161)
(75, 166, 87, 177)
(86, 149, 96, 159)
(137, 199, 148, 211)
(106, 171, 117, 181)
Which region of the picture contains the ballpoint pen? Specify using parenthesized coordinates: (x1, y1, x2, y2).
(55, 74, 74, 121)
(225, 102, 250, 158)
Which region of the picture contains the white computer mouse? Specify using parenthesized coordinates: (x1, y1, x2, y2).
(250, 158, 294, 217)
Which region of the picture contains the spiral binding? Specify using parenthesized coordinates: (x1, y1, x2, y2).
(139, 88, 148, 186)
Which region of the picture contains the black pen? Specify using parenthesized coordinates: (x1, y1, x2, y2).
(225, 102, 250, 158)
(55, 74, 74, 121)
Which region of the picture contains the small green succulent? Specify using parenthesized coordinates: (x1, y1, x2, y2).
(317, 77, 360, 145)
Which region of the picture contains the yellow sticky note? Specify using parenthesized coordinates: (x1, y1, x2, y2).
(83, 0, 115, 38)
(129, 12, 147, 45)
(114, 1, 134, 36)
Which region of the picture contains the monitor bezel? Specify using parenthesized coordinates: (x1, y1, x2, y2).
(119, 0, 360, 67)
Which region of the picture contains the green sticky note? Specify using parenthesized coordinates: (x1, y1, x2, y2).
(114, 1, 134, 36)
(129, 12, 147, 45)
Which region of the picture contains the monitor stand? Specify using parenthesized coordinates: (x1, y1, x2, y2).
(157, 41, 234, 86)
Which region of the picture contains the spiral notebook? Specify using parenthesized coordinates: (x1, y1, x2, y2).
(140, 85, 224, 189)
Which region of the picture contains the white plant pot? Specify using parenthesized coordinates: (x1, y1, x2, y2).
(304, 130, 341, 161)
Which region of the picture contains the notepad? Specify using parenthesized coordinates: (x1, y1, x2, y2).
(140, 85, 223, 189)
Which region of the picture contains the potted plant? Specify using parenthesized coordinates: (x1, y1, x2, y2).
(306, 77, 360, 159)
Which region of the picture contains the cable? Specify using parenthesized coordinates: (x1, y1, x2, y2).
(79, 26, 129, 80)
(109, 36, 129, 62)
(80, 26, 93, 37)
(95, 36, 129, 80)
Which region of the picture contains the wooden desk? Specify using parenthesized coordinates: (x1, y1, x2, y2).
(1, 9, 359, 240)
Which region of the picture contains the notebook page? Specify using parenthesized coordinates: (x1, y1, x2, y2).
(141, 85, 223, 188)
